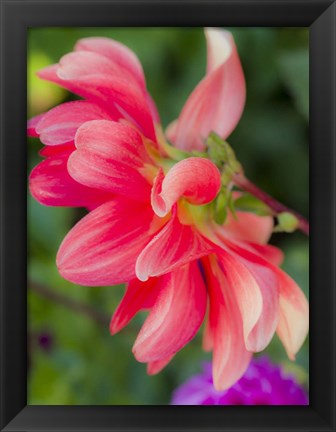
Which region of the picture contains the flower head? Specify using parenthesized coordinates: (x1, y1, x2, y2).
(28, 28, 308, 390)
(171, 357, 308, 405)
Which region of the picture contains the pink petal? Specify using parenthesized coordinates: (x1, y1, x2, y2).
(165, 119, 178, 144)
(276, 270, 309, 360)
(29, 150, 111, 207)
(202, 310, 213, 352)
(37, 65, 122, 120)
(38, 63, 156, 141)
(68, 120, 152, 202)
(147, 355, 174, 375)
(151, 158, 221, 217)
(203, 256, 252, 390)
(222, 212, 274, 244)
(39, 143, 75, 157)
(35, 101, 113, 146)
(56, 198, 156, 286)
(225, 240, 308, 359)
(28, 113, 45, 137)
(132, 262, 207, 362)
(135, 209, 214, 281)
(110, 277, 159, 335)
(171, 28, 246, 151)
(146, 94, 160, 125)
(75, 37, 146, 89)
(57, 51, 129, 81)
(247, 242, 284, 266)
(215, 218, 284, 266)
(219, 247, 278, 354)
(237, 259, 279, 352)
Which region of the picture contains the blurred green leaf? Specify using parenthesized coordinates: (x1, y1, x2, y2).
(278, 49, 309, 121)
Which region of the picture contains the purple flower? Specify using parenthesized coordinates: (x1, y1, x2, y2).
(171, 357, 308, 405)
(37, 332, 53, 352)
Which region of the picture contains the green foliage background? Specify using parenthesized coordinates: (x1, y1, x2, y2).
(28, 27, 309, 405)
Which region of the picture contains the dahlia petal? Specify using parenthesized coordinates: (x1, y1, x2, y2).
(276, 271, 309, 360)
(165, 119, 178, 144)
(247, 243, 284, 266)
(147, 355, 174, 375)
(203, 256, 252, 390)
(202, 313, 213, 352)
(68, 120, 152, 201)
(35, 101, 113, 146)
(151, 158, 221, 217)
(146, 94, 160, 125)
(56, 198, 155, 286)
(75, 37, 146, 89)
(172, 28, 246, 151)
(136, 209, 214, 281)
(133, 262, 207, 362)
(38, 63, 155, 140)
(56, 51, 155, 140)
(217, 251, 264, 352)
(39, 143, 75, 157)
(57, 51, 127, 81)
(224, 241, 308, 359)
(110, 277, 159, 335)
(223, 212, 274, 244)
(238, 259, 279, 352)
(28, 113, 45, 137)
(29, 150, 111, 207)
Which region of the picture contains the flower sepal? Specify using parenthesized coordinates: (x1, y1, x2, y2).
(206, 132, 243, 175)
(274, 212, 300, 233)
(213, 188, 237, 225)
(234, 193, 272, 216)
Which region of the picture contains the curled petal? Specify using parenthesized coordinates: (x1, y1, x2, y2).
(203, 256, 252, 390)
(110, 278, 159, 335)
(75, 37, 146, 88)
(133, 262, 207, 362)
(56, 198, 156, 286)
(68, 120, 152, 201)
(35, 101, 113, 146)
(151, 157, 221, 217)
(29, 150, 111, 207)
(136, 209, 214, 281)
(171, 28, 246, 151)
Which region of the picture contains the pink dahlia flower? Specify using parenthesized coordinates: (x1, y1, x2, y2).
(171, 357, 308, 405)
(28, 28, 309, 390)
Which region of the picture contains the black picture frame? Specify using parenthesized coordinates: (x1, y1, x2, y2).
(1, 0, 335, 431)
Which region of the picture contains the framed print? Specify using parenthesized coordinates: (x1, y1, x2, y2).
(1, 0, 335, 431)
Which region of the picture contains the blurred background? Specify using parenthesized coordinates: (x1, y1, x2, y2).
(28, 27, 309, 405)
